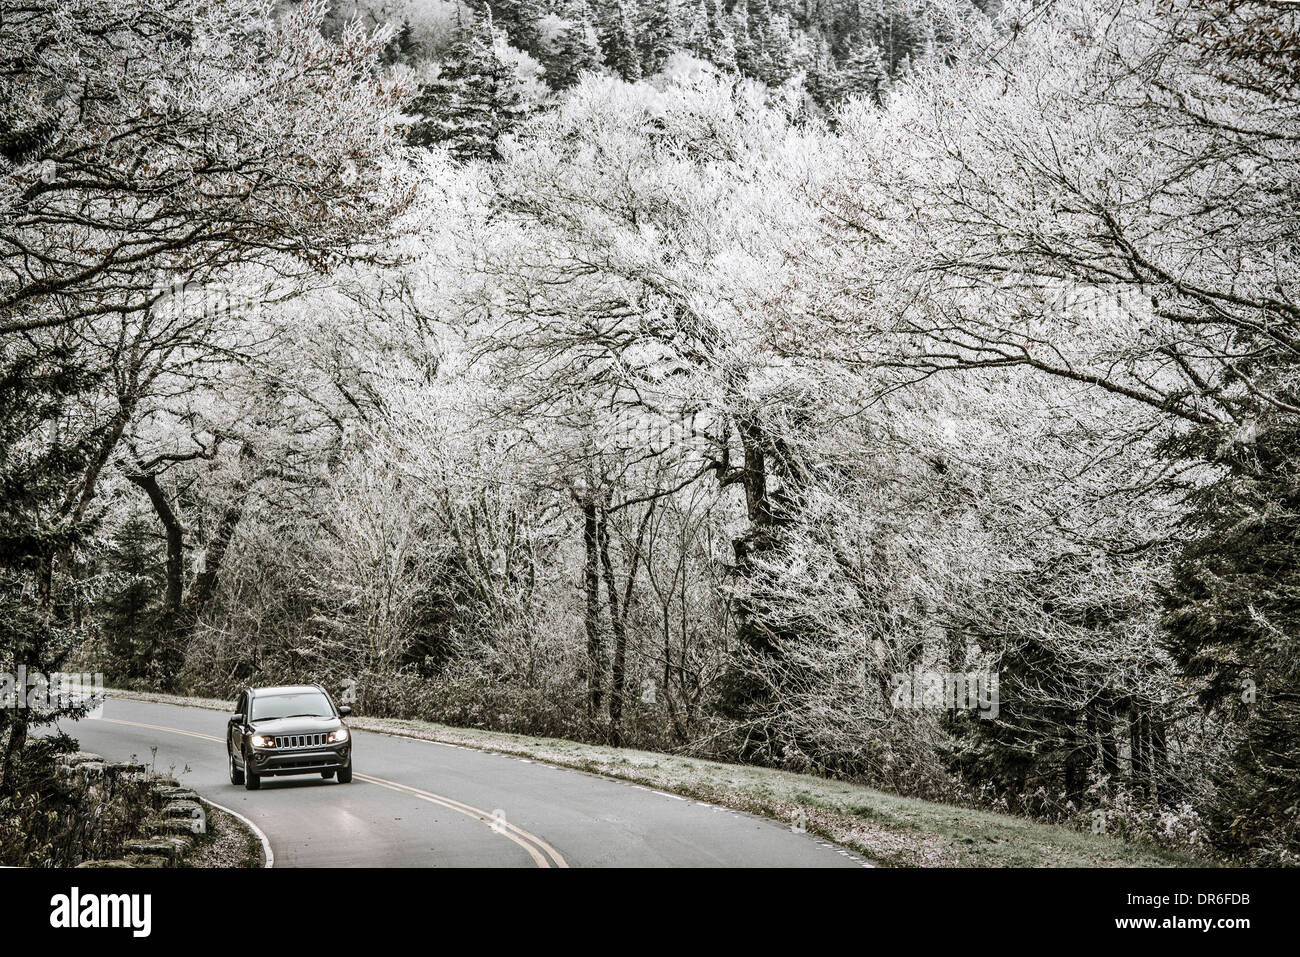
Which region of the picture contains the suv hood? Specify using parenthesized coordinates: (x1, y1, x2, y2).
(250, 715, 342, 734)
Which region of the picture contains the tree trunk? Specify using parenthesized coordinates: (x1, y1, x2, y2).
(1150, 715, 1168, 802)
(65, 400, 133, 524)
(582, 495, 603, 721)
(599, 511, 626, 746)
(1064, 717, 1090, 808)
(127, 472, 184, 615)
(188, 441, 252, 617)
(598, 501, 651, 748)
(736, 414, 772, 530)
(188, 501, 243, 615)
(1129, 707, 1149, 797)
(1089, 707, 1120, 785)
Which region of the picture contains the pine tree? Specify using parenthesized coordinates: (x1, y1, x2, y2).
(600, 0, 643, 82)
(489, 0, 547, 57)
(680, 0, 710, 59)
(0, 345, 98, 789)
(701, 0, 730, 63)
(759, 11, 797, 85)
(805, 35, 841, 109)
(407, 4, 528, 162)
(546, 0, 605, 89)
(730, 1, 755, 76)
(101, 512, 171, 681)
(839, 35, 890, 104)
(710, 1, 739, 74)
(1163, 400, 1300, 864)
(638, 0, 681, 76)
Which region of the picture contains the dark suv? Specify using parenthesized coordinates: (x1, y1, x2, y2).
(227, 684, 353, 790)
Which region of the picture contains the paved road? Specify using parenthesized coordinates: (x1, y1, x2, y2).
(50, 697, 867, 868)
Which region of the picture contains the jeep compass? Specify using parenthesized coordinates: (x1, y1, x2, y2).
(227, 684, 353, 790)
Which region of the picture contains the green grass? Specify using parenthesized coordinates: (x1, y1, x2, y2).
(107, 688, 1212, 867)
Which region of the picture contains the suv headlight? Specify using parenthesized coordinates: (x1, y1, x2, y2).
(250, 734, 275, 749)
(327, 728, 349, 743)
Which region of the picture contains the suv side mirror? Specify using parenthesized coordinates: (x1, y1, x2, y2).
(338, 706, 352, 717)
(230, 713, 244, 724)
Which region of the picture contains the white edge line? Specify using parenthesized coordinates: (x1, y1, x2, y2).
(199, 796, 274, 869)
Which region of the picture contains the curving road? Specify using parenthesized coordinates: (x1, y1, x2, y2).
(49, 697, 868, 868)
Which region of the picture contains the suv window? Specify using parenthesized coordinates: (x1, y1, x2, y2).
(250, 691, 334, 721)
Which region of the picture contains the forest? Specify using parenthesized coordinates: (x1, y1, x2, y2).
(1, 0, 1297, 866)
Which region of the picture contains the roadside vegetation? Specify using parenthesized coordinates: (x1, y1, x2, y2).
(186, 803, 263, 869)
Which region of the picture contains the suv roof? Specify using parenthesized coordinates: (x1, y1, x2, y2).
(248, 684, 325, 698)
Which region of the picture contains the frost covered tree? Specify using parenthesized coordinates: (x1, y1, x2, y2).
(600, 0, 643, 81)
(0, 0, 413, 721)
(407, 4, 527, 160)
(545, 1, 605, 89)
(824, 0, 1300, 858)
(1, 0, 410, 339)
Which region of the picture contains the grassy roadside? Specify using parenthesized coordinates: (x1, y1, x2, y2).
(187, 802, 263, 869)
(106, 687, 1209, 867)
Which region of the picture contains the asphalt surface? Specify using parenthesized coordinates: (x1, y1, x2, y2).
(50, 697, 868, 868)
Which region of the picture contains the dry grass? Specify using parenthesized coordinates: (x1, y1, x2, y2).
(187, 802, 263, 869)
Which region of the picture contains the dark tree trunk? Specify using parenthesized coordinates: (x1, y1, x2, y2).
(582, 495, 603, 721)
(128, 472, 184, 615)
(1100, 717, 1120, 781)
(599, 502, 653, 749)
(731, 413, 778, 659)
(599, 512, 626, 746)
(1064, 717, 1090, 808)
(188, 501, 243, 615)
(188, 441, 253, 617)
(0, 706, 27, 792)
(736, 415, 772, 529)
(1130, 708, 1149, 797)
(1150, 716, 1168, 802)
(1088, 707, 1121, 785)
(66, 400, 133, 524)
(714, 413, 799, 757)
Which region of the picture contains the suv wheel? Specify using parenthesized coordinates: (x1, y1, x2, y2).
(244, 753, 261, 790)
(337, 757, 353, 784)
(229, 750, 245, 786)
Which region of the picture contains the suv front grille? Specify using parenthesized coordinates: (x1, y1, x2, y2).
(273, 733, 329, 750)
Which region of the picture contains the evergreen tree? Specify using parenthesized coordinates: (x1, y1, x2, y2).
(758, 11, 797, 85)
(710, 5, 739, 73)
(1163, 396, 1300, 864)
(0, 344, 98, 790)
(638, 0, 681, 76)
(805, 35, 842, 109)
(546, 1, 605, 89)
(839, 35, 889, 104)
(680, 0, 710, 59)
(730, 1, 756, 76)
(701, 0, 730, 63)
(489, 0, 547, 56)
(407, 4, 528, 162)
(600, 0, 643, 82)
(101, 512, 171, 681)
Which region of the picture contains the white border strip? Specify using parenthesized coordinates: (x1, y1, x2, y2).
(199, 796, 274, 869)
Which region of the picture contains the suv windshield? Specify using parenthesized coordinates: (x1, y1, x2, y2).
(251, 691, 334, 721)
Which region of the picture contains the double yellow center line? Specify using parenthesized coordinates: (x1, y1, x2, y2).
(98, 716, 568, 869)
